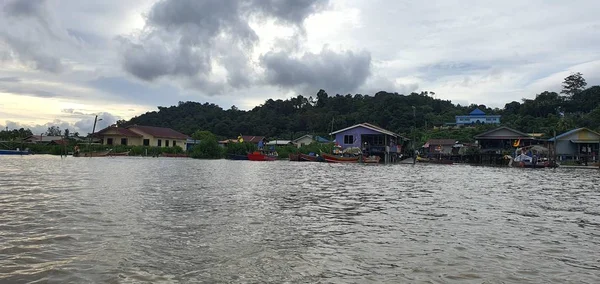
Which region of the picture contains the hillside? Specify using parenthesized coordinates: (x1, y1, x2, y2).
(124, 75, 600, 142)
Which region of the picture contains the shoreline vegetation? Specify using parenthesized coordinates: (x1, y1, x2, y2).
(2, 73, 599, 160)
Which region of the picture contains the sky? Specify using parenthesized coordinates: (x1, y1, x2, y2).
(1, 0, 600, 135)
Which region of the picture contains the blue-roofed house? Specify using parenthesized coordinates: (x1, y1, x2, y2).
(455, 108, 501, 126)
(548, 128, 600, 162)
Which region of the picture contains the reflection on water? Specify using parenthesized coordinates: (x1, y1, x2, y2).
(1, 156, 600, 283)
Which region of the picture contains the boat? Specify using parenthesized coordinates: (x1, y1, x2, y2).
(228, 153, 249, 160)
(362, 155, 381, 164)
(299, 153, 322, 162)
(109, 150, 130, 157)
(288, 153, 302, 161)
(320, 152, 360, 163)
(0, 149, 32, 155)
(74, 149, 112, 157)
(161, 153, 189, 158)
(505, 145, 558, 168)
(247, 150, 278, 161)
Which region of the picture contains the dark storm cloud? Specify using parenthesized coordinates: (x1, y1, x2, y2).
(250, 0, 329, 26)
(260, 48, 371, 93)
(2, 0, 45, 17)
(0, 77, 21, 82)
(120, 0, 334, 93)
(0, 0, 67, 73)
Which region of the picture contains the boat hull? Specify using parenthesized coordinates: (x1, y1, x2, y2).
(74, 150, 112, 157)
(247, 151, 277, 161)
(321, 153, 359, 163)
(363, 155, 381, 164)
(228, 154, 249, 160)
(299, 153, 321, 162)
(288, 153, 302, 161)
(0, 150, 32, 155)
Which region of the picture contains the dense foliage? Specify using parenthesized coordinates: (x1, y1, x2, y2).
(123, 73, 600, 145)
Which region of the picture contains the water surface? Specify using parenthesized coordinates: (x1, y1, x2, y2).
(1, 156, 600, 283)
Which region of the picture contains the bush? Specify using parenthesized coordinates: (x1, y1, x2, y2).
(190, 137, 223, 159)
(225, 142, 257, 155)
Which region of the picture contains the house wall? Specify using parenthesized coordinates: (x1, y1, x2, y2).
(456, 115, 501, 125)
(295, 137, 314, 148)
(128, 128, 187, 148)
(555, 141, 576, 156)
(99, 135, 143, 146)
(334, 126, 400, 152)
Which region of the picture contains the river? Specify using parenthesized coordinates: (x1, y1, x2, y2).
(1, 156, 599, 283)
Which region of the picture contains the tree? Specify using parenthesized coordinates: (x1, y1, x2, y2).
(561, 72, 587, 97)
(64, 128, 70, 138)
(46, 126, 61, 136)
(191, 130, 216, 141)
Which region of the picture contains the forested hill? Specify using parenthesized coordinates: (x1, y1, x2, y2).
(124, 74, 600, 141)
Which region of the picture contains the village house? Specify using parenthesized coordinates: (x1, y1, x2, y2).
(422, 139, 458, 156)
(93, 125, 189, 148)
(548, 127, 600, 162)
(455, 108, 501, 126)
(218, 135, 265, 147)
(474, 126, 536, 154)
(23, 135, 67, 144)
(292, 135, 331, 148)
(330, 122, 408, 163)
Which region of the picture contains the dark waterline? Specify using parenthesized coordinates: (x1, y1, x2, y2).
(1, 156, 600, 283)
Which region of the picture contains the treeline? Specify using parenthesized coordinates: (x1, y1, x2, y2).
(124, 73, 599, 143)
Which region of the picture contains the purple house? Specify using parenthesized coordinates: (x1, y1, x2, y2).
(329, 123, 408, 163)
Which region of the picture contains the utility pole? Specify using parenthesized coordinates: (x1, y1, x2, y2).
(88, 115, 101, 157)
(412, 106, 417, 165)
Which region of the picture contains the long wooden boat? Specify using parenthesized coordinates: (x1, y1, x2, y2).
(162, 153, 189, 158)
(228, 154, 249, 160)
(110, 151, 130, 157)
(74, 150, 112, 157)
(0, 149, 32, 155)
(247, 151, 278, 161)
(321, 153, 359, 163)
(289, 153, 302, 161)
(299, 153, 321, 162)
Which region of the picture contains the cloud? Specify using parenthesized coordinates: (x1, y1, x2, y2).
(1, 111, 119, 135)
(0, 77, 21, 82)
(260, 47, 371, 94)
(0, 0, 71, 73)
(119, 0, 331, 93)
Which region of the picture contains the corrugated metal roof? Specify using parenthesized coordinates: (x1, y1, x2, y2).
(128, 125, 189, 140)
(548, 128, 600, 142)
(94, 126, 143, 137)
(330, 123, 401, 138)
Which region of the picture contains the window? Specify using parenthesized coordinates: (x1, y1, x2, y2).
(157, 139, 162, 147)
(343, 135, 354, 144)
(143, 139, 150, 146)
(107, 138, 113, 145)
(166, 140, 170, 147)
(173, 141, 177, 147)
(121, 138, 128, 145)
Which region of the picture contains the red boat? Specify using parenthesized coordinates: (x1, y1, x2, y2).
(320, 153, 360, 163)
(247, 151, 278, 161)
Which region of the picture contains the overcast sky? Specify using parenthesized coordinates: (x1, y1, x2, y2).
(1, 0, 599, 135)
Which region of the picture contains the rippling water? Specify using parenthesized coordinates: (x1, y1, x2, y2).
(1, 156, 600, 283)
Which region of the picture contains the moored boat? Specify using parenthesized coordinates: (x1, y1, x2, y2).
(110, 151, 130, 157)
(228, 154, 249, 160)
(320, 152, 359, 163)
(162, 153, 189, 158)
(288, 153, 302, 161)
(299, 153, 321, 162)
(0, 149, 32, 155)
(363, 155, 381, 164)
(247, 150, 278, 161)
(74, 149, 112, 157)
